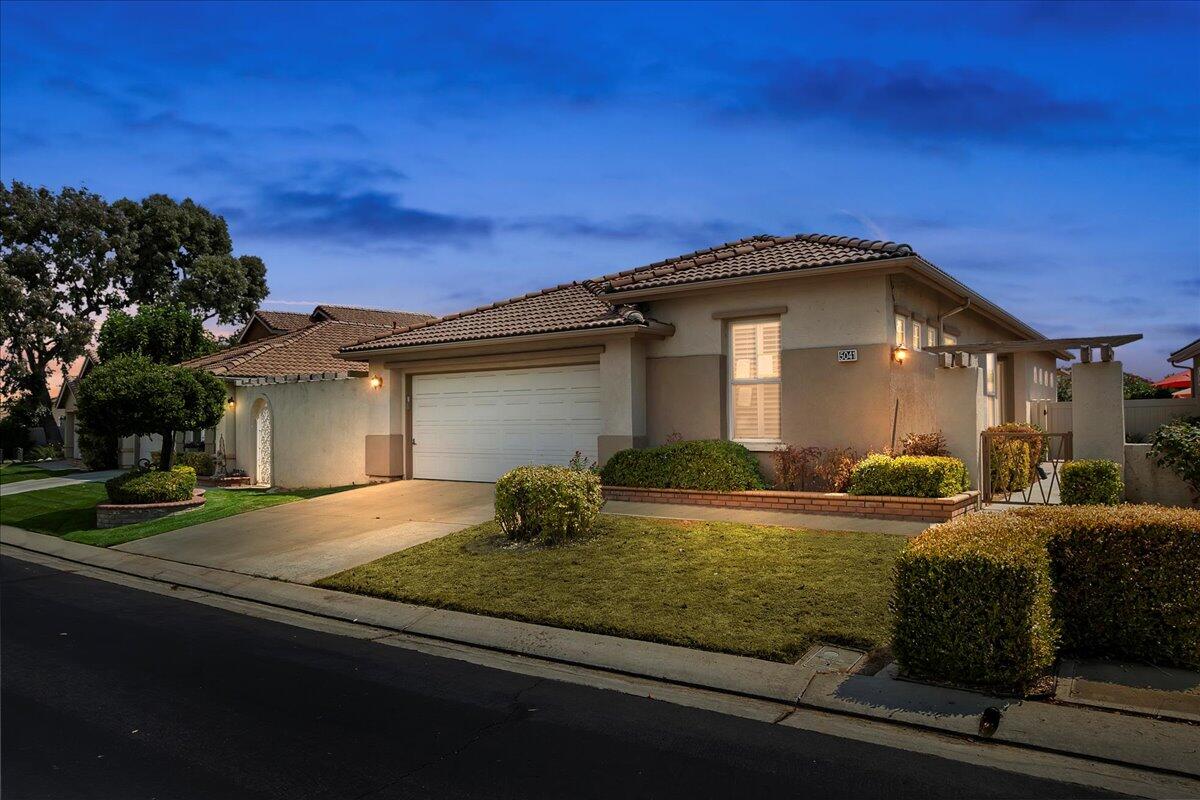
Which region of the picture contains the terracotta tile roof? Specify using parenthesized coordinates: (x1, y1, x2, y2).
(254, 310, 312, 333)
(313, 305, 435, 328)
(596, 234, 912, 293)
(341, 234, 913, 353)
(341, 283, 651, 352)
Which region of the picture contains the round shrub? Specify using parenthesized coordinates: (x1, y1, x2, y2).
(176, 450, 215, 477)
(848, 454, 970, 498)
(104, 465, 197, 505)
(599, 439, 765, 491)
(1059, 459, 1123, 505)
(495, 465, 603, 544)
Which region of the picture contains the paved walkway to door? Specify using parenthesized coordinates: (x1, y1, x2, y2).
(115, 480, 495, 583)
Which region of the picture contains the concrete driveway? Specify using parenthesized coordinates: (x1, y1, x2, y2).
(0, 468, 126, 497)
(115, 480, 494, 583)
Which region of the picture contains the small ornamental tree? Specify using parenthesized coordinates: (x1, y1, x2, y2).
(76, 355, 226, 471)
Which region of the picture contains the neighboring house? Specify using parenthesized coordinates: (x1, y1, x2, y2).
(189, 305, 435, 487)
(1167, 337, 1199, 398)
(337, 234, 1061, 483)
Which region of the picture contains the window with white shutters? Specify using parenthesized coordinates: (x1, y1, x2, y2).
(729, 319, 781, 442)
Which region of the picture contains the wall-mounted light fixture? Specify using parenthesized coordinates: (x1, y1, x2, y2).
(369, 374, 384, 389)
(227, 396, 236, 409)
(892, 346, 908, 364)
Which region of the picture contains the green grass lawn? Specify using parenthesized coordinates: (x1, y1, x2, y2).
(0, 462, 77, 484)
(1, 482, 357, 547)
(318, 515, 906, 663)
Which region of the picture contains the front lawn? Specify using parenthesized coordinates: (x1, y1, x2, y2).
(1, 482, 357, 547)
(317, 515, 906, 663)
(0, 462, 77, 484)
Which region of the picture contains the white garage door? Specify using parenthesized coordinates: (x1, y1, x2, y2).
(411, 364, 602, 482)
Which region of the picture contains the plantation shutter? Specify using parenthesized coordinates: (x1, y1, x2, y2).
(729, 319, 781, 441)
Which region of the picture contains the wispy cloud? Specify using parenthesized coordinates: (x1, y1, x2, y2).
(505, 214, 751, 246)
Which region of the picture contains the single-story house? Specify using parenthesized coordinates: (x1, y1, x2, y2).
(328, 233, 1061, 485)
(187, 305, 434, 487)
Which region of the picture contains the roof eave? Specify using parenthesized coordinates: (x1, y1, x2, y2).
(1169, 337, 1200, 364)
(336, 321, 673, 360)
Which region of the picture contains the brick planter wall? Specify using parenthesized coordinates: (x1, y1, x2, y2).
(95, 489, 207, 528)
(198, 475, 252, 488)
(601, 486, 979, 523)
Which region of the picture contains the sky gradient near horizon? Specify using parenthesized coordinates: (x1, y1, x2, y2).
(2, 0, 1197, 378)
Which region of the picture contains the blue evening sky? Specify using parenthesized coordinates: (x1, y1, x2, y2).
(2, 0, 1197, 377)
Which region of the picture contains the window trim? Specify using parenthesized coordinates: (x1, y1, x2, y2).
(727, 316, 782, 446)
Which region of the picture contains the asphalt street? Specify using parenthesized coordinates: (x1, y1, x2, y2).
(1, 555, 1124, 799)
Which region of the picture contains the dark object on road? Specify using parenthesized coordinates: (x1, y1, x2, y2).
(979, 706, 1003, 737)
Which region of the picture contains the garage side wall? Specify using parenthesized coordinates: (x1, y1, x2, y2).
(234, 378, 371, 488)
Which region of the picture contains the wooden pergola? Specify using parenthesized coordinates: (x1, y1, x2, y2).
(924, 334, 1141, 363)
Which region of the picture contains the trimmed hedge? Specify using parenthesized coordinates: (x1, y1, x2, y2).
(600, 440, 766, 491)
(892, 512, 1058, 690)
(495, 465, 603, 544)
(891, 505, 1200, 691)
(104, 466, 197, 505)
(176, 450, 215, 477)
(1038, 505, 1200, 667)
(848, 454, 970, 498)
(1059, 459, 1123, 505)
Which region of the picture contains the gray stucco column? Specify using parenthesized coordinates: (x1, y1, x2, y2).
(598, 336, 647, 464)
(364, 358, 406, 478)
(1071, 360, 1125, 467)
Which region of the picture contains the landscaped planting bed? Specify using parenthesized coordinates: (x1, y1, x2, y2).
(318, 514, 906, 663)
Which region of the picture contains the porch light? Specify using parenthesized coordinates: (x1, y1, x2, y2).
(369, 374, 384, 389)
(227, 396, 236, 409)
(892, 346, 908, 364)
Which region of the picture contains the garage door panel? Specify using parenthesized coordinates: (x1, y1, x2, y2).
(412, 365, 601, 481)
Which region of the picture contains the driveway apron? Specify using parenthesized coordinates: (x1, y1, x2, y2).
(114, 479, 494, 583)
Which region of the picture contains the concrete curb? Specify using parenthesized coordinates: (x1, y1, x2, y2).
(2, 525, 1197, 779)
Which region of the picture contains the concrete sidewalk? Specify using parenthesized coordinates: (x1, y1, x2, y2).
(0, 468, 125, 497)
(2, 524, 1197, 782)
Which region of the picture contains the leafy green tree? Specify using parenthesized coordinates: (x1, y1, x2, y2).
(0, 182, 129, 442)
(2, 182, 267, 444)
(115, 194, 268, 324)
(98, 302, 217, 365)
(77, 355, 226, 471)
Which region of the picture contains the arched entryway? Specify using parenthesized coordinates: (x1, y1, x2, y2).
(253, 398, 273, 487)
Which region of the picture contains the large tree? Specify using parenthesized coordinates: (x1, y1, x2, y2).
(98, 302, 218, 365)
(1, 182, 266, 443)
(115, 194, 268, 324)
(0, 182, 129, 442)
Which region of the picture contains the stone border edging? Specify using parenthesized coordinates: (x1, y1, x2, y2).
(0, 526, 1195, 781)
(602, 486, 979, 522)
(95, 489, 207, 528)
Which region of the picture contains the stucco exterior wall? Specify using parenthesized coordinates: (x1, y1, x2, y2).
(231, 378, 371, 488)
(1124, 443, 1197, 507)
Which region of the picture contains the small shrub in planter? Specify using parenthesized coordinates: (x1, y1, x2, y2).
(1148, 416, 1200, 502)
(771, 445, 858, 492)
(104, 466, 197, 505)
(176, 450, 215, 477)
(600, 439, 766, 491)
(986, 423, 1044, 494)
(1059, 459, 1123, 505)
(495, 465, 603, 544)
(898, 430, 950, 457)
(848, 454, 970, 498)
